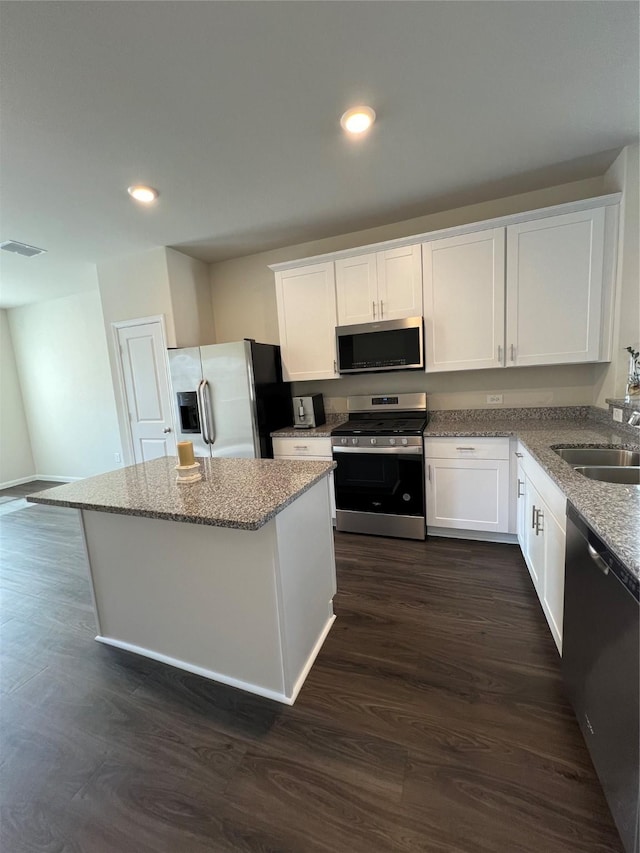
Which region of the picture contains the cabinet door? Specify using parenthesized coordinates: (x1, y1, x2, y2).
(275, 263, 338, 382)
(426, 457, 510, 533)
(540, 503, 565, 653)
(515, 459, 527, 549)
(422, 229, 505, 372)
(506, 207, 605, 366)
(376, 244, 422, 321)
(523, 479, 544, 596)
(335, 254, 378, 326)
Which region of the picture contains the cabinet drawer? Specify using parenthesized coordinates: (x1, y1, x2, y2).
(424, 437, 510, 460)
(272, 437, 332, 458)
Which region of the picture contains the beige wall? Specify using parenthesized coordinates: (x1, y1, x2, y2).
(8, 289, 122, 480)
(166, 248, 216, 347)
(210, 174, 610, 409)
(0, 309, 35, 485)
(594, 144, 640, 406)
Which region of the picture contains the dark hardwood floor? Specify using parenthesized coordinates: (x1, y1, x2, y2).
(0, 493, 623, 852)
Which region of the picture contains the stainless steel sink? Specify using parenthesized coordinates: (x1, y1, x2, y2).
(555, 447, 640, 467)
(573, 465, 640, 485)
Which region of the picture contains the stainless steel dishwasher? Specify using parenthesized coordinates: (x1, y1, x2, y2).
(562, 503, 639, 853)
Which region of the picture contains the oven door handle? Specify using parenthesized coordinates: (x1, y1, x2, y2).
(332, 446, 423, 456)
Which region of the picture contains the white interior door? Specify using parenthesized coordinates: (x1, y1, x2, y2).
(115, 318, 176, 464)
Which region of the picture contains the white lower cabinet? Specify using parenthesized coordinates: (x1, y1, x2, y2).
(272, 437, 336, 524)
(425, 438, 510, 534)
(514, 443, 566, 653)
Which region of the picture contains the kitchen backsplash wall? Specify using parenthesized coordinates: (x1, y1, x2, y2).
(292, 362, 599, 413)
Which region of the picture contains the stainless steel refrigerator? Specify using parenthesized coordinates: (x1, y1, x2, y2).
(167, 340, 292, 459)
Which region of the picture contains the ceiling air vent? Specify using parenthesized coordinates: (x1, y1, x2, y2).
(0, 240, 47, 258)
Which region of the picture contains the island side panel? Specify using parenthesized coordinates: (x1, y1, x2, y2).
(81, 509, 286, 699)
(273, 477, 337, 700)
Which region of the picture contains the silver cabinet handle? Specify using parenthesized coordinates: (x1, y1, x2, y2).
(517, 478, 524, 498)
(163, 427, 172, 434)
(428, 464, 431, 482)
(510, 343, 515, 361)
(456, 446, 476, 451)
(372, 300, 376, 319)
(531, 505, 537, 529)
(588, 544, 610, 576)
(515, 452, 523, 458)
(334, 359, 337, 374)
(498, 344, 503, 362)
(380, 300, 384, 318)
(535, 509, 544, 536)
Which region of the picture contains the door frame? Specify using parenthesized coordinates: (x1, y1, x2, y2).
(111, 315, 174, 465)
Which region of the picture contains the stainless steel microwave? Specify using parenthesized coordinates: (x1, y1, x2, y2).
(336, 316, 424, 374)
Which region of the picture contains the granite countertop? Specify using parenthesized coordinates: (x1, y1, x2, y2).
(27, 456, 335, 531)
(424, 413, 639, 577)
(272, 416, 348, 439)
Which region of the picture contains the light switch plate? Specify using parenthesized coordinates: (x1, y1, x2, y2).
(613, 408, 623, 423)
(114, 452, 122, 463)
(487, 394, 503, 404)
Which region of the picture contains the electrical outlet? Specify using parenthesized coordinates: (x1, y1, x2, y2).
(486, 394, 503, 405)
(114, 452, 121, 463)
(613, 408, 623, 423)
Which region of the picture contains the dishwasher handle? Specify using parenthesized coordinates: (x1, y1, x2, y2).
(588, 544, 610, 576)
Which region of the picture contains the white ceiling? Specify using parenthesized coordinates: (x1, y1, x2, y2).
(1, 1, 638, 309)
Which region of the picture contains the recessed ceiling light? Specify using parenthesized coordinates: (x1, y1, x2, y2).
(127, 185, 159, 203)
(340, 105, 376, 135)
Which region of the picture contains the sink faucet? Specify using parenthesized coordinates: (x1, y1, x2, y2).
(628, 411, 640, 427)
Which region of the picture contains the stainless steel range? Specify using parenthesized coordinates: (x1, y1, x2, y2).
(331, 393, 428, 540)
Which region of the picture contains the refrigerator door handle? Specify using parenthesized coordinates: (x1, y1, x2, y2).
(201, 379, 215, 446)
(196, 380, 209, 444)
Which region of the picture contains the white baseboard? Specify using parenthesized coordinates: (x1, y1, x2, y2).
(96, 635, 295, 705)
(0, 474, 37, 490)
(96, 613, 336, 705)
(0, 474, 81, 491)
(428, 527, 518, 545)
(36, 475, 82, 483)
(289, 613, 336, 703)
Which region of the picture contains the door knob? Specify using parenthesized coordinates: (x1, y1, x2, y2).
(163, 427, 172, 433)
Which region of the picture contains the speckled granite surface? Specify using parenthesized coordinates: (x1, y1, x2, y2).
(27, 456, 335, 531)
(272, 414, 347, 438)
(425, 414, 640, 577)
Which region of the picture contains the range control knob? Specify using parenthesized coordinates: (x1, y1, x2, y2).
(401, 438, 409, 446)
(351, 437, 359, 446)
(370, 438, 377, 445)
(340, 437, 348, 445)
(389, 438, 396, 446)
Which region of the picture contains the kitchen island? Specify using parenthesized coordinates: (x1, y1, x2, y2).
(28, 456, 337, 704)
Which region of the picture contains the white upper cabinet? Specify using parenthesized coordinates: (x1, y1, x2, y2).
(335, 254, 378, 325)
(422, 228, 505, 372)
(336, 244, 422, 325)
(505, 207, 606, 366)
(271, 195, 618, 381)
(376, 245, 423, 321)
(275, 262, 339, 382)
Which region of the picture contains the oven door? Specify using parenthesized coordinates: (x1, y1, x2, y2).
(333, 446, 424, 516)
